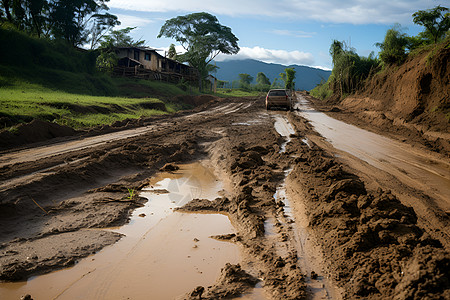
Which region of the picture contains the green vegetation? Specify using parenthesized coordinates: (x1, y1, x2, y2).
(238, 73, 253, 90)
(214, 88, 261, 98)
(0, 80, 170, 129)
(376, 26, 409, 65)
(0, 0, 119, 47)
(127, 188, 136, 200)
(255, 72, 271, 91)
(158, 12, 239, 91)
(285, 68, 296, 90)
(230, 68, 295, 92)
(0, 26, 199, 130)
(310, 80, 333, 100)
(412, 6, 450, 44)
(96, 27, 145, 72)
(311, 5, 449, 101)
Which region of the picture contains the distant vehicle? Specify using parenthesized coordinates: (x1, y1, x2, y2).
(265, 89, 292, 110)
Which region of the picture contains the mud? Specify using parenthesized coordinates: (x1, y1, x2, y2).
(0, 94, 449, 299)
(286, 111, 449, 299)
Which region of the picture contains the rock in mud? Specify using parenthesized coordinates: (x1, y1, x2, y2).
(187, 263, 258, 299)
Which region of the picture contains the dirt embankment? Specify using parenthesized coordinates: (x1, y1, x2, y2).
(316, 41, 450, 156)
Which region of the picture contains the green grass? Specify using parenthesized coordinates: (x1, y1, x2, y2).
(310, 81, 333, 100)
(214, 88, 263, 97)
(0, 79, 169, 129)
(0, 28, 205, 132)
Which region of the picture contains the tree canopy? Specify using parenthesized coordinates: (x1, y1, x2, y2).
(256, 72, 271, 86)
(285, 68, 296, 90)
(0, 0, 119, 46)
(158, 12, 239, 89)
(96, 27, 144, 71)
(238, 73, 253, 90)
(167, 43, 177, 60)
(413, 5, 450, 43)
(376, 25, 409, 65)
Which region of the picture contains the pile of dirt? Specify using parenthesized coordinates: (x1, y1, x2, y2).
(286, 115, 450, 299)
(0, 119, 76, 149)
(186, 264, 258, 299)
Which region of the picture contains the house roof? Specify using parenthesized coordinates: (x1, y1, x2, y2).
(116, 46, 160, 53)
(115, 46, 196, 70)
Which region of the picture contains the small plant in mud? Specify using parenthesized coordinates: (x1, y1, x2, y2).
(127, 188, 136, 200)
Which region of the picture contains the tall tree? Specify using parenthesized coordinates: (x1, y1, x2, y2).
(1, 0, 13, 23)
(158, 12, 239, 91)
(256, 72, 271, 85)
(87, 12, 120, 49)
(167, 43, 177, 60)
(50, 0, 117, 46)
(376, 25, 408, 65)
(96, 27, 145, 71)
(285, 67, 296, 90)
(279, 72, 287, 86)
(0, 0, 48, 37)
(412, 5, 450, 43)
(238, 73, 253, 89)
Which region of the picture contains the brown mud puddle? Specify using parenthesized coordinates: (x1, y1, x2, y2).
(0, 162, 240, 300)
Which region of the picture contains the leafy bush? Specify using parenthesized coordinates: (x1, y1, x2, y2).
(310, 80, 333, 100)
(328, 40, 380, 97)
(376, 26, 409, 65)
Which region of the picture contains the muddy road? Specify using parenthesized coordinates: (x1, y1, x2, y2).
(0, 93, 448, 299)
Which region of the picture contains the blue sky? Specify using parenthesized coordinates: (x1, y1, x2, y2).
(107, 0, 445, 70)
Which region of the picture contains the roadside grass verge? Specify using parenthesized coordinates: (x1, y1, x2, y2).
(214, 88, 263, 97)
(310, 80, 333, 100)
(0, 80, 169, 129)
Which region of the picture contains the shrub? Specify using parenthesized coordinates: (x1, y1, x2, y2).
(376, 26, 409, 65)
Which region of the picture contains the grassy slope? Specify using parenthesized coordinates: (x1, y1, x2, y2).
(0, 80, 169, 129)
(0, 28, 198, 130)
(0, 28, 260, 131)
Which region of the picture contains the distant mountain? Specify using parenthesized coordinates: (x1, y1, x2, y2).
(214, 59, 331, 91)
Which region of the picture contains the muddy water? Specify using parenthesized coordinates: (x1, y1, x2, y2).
(0, 162, 240, 300)
(273, 115, 296, 153)
(271, 114, 339, 299)
(295, 94, 450, 212)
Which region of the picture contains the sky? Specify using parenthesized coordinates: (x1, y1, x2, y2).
(107, 0, 446, 70)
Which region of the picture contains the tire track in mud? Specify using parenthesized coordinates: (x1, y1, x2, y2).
(1, 95, 448, 299)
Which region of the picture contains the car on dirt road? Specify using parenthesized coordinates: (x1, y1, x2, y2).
(265, 89, 292, 111)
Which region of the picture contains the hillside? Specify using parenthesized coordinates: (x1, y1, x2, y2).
(315, 40, 450, 155)
(214, 59, 331, 90)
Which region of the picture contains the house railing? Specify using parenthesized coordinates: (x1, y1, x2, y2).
(112, 66, 197, 83)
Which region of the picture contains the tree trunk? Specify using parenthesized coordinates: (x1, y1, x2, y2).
(2, 0, 13, 22)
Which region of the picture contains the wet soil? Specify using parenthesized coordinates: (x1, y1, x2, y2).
(0, 94, 448, 299)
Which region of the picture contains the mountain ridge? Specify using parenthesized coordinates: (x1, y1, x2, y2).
(214, 59, 331, 91)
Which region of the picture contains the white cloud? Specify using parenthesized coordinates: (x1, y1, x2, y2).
(215, 46, 315, 66)
(109, 0, 436, 25)
(114, 14, 155, 29)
